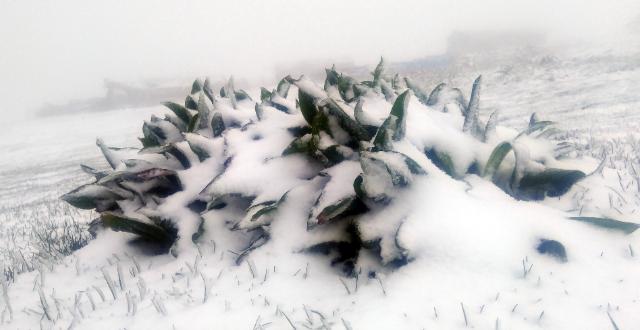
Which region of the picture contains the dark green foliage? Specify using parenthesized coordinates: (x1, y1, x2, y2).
(357, 151, 426, 205)
(196, 93, 211, 131)
(372, 57, 386, 84)
(191, 79, 203, 94)
(426, 83, 446, 106)
(276, 78, 291, 98)
(324, 66, 359, 102)
(483, 111, 499, 142)
(260, 88, 272, 102)
(353, 174, 366, 200)
(186, 134, 210, 162)
(286, 125, 312, 138)
(96, 139, 119, 169)
(425, 148, 457, 178)
(141, 144, 191, 168)
(484, 141, 585, 200)
(517, 113, 554, 138)
(164, 113, 187, 132)
(162, 102, 191, 124)
(185, 95, 198, 110)
(282, 132, 350, 167)
(61, 185, 123, 211)
(269, 99, 292, 113)
(254, 103, 264, 121)
(226, 77, 238, 109)
(235, 192, 289, 231)
(143, 125, 167, 146)
(516, 168, 585, 200)
(282, 134, 317, 156)
(203, 78, 215, 103)
(387, 90, 410, 140)
(303, 223, 362, 275)
(62, 65, 610, 271)
(315, 196, 367, 225)
(372, 90, 411, 151)
(235, 89, 252, 101)
(80, 164, 108, 180)
(320, 99, 370, 142)
(211, 112, 225, 137)
(466, 161, 481, 175)
(536, 239, 568, 262)
(354, 99, 378, 139)
(568, 216, 639, 234)
(404, 77, 429, 105)
(187, 113, 200, 132)
(372, 116, 397, 151)
(298, 88, 318, 125)
(484, 142, 514, 179)
(191, 217, 205, 242)
(101, 213, 176, 246)
(463, 75, 482, 137)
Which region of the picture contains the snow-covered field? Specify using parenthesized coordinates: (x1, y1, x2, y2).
(1, 48, 640, 329)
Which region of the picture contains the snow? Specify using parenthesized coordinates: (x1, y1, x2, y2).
(2, 47, 640, 330)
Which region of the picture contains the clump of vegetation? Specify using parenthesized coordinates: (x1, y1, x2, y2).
(1, 201, 91, 282)
(62, 58, 637, 273)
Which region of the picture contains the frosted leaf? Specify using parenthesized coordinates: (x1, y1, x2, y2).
(276, 78, 291, 98)
(96, 138, 138, 169)
(403, 77, 429, 105)
(61, 184, 124, 211)
(463, 75, 482, 138)
(196, 93, 211, 131)
(308, 161, 363, 227)
(359, 151, 424, 204)
(483, 110, 499, 143)
(226, 76, 238, 109)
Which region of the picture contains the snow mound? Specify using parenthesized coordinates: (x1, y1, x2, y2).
(4, 58, 639, 329)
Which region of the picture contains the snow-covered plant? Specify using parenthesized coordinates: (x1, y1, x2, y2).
(62, 58, 636, 274)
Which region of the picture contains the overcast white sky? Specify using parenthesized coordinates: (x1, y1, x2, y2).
(0, 0, 638, 124)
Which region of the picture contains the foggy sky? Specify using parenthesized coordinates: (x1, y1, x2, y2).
(1, 0, 638, 124)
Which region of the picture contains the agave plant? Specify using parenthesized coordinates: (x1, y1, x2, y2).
(62, 58, 637, 272)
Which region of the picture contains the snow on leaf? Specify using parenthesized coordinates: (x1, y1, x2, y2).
(61, 184, 124, 211)
(101, 212, 176, 245)
(161, 101, 192, 125)
(463, 75, 482, 137)
(568, 216, 640, 234)
(484, 141, 514, 179)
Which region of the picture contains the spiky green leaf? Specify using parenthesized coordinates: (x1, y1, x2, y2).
(484, 142, 513, 179)
(260, 88, 272, 102)
(425, 148, 456, 178)
(161, 102, 191, 125)
(316, 196, 367, 225)
(568, 216, 639, 234)
(191, 79, 203, 94)
(404, 77, 429, 105)
(463, 75, 482, 136)
(517, 168, 586, 200)
(211, 112, 225, 137)
(187, 113, 199, 132)
(203, 78, 215, 103)
(185, 95, 198, 110)
(61, 184, 123, 210)
(483, 110, 499, 142)
(426, 83, 446, 106)
(276, 78, 291, 98)
(298, 89, 317, 126)
(101, 213, 175, 244)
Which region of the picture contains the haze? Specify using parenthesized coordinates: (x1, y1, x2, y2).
(1, 0, 638, 124)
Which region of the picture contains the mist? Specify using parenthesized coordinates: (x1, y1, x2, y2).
(1, 0, 638, 124)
